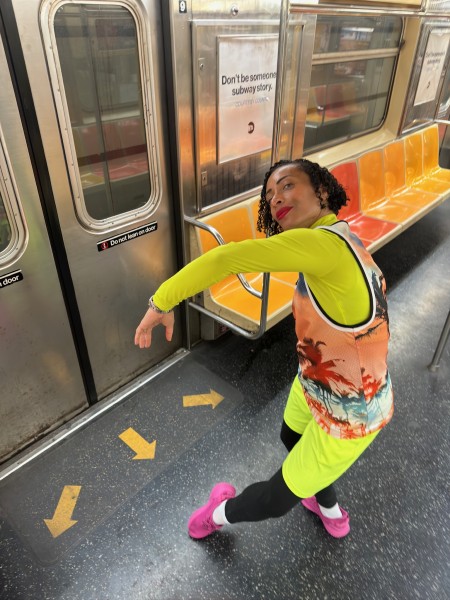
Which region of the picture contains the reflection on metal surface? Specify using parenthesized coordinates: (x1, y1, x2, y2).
(0, 349, 188, 482)
(0, 30, 88, 464)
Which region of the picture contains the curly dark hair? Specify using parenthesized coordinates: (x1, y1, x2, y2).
(256, 158, 349, 236)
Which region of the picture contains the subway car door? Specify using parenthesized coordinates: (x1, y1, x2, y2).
(8, 0, 182, 401)
(0, 20, 88, 463)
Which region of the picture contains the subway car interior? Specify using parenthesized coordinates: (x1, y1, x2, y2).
(0, 0, 449, 598)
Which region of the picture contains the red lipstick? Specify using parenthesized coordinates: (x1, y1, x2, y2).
(275, 207, 292, 220)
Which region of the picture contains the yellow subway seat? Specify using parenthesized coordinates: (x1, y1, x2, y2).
(192, 125, 450, 334)
(210, 271, 296, 302)
(274, 272, 298, 286)
(198, 206, 254, 253)
(193, 198, 298, 330)
(431, 169, 450, 183)
(404, 132, 423, 187)
(422, 125, 440, 175)
(384, 141, 406, 197)
(210, 276, 295, 322)
(422, 125, 450, 183)
(383, 137, 440, 209)
(411, 178, 450, 195)
(209, 273, 261, 298)
(404, 129, 449, 194)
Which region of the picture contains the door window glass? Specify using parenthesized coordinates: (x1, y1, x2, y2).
(305, 16, 402, 152)
(0, 137, 27, 265)
(53, 3, 153, 224)
(0, 193, 12, 254)
(437, 57, 450, 119)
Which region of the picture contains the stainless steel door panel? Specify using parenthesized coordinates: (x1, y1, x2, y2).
(12, 0, 181, 398)
(0, 43, 87, 463)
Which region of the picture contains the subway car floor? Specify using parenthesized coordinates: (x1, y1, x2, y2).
(0, 202, 449, 600)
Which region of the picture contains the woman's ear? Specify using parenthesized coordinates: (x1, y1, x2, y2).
(319, 188, 329, 209)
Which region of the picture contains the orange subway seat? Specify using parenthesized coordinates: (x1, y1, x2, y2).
(212, 273, 295, 322)
(360, 148, 426, 223)
(346, 215, 399, 246)
(383, 139, 438, 211)
(198, 207, 253, 253)
(209, 272, 260, 299)
(198, 206, 254, 307)
(389, 189, 438, 211)
(405, 131, 450, 195)
(275, 272, 298, 286)
(362, 198, 421, 224)
(359, 152, 403, 220)
(359, 150, 385, 212)
(384, 140, 406, 197)
(332, 161, 399, 247)
(404, 132, 423, 186)
(331, 162, 360, 220)
(195, 202, 297, 327)
(422, 125, 450, 183)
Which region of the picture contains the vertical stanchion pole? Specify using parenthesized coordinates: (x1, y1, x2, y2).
(271, 0, 290, 166)
(428, 310, 450, 372)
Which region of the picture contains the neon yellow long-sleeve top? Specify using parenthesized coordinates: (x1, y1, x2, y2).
(153, 214, 371, 327)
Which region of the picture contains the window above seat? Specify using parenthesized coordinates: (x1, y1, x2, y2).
(304, 15, 403, 153)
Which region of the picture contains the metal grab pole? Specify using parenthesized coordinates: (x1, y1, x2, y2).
(428, 310, 450, 372)
(271, 0, 290, 165)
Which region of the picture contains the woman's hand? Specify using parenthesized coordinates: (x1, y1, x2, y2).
(134, 308, 174, 349)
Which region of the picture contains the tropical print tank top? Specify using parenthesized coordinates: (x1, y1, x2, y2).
(293, 221, 394, 439)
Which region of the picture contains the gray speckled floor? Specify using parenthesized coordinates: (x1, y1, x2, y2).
(0, 202, 449, 600)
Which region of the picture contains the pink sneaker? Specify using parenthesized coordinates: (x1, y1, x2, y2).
(188, 483, 236, 539)
(301, 496, 350, 538)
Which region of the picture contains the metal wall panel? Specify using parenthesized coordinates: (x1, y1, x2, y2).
(0, 42, 87, 463)
(192, 20, 280, 209)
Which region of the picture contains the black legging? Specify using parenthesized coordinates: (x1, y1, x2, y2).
(225, 420, 338, 524)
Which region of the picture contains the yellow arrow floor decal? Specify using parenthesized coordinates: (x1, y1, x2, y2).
(44, 485, 81, 538)
(183, 389, 224, 409)
(119, 427, 156, 460)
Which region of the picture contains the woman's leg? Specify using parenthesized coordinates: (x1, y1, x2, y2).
(224, 468, 300, 523)
(188, 378, 375, 539)
(280, 419, 337, 509)
(222, 420, 338, 525)
(280, 419, 302, 451)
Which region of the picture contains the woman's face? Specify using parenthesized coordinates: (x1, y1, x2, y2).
(265, 164, 330, 230)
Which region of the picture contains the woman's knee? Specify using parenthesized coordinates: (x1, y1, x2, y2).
(225, 469, 300, 523)
(261, 469, 301, 518)
(280, 420, 302, 452)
